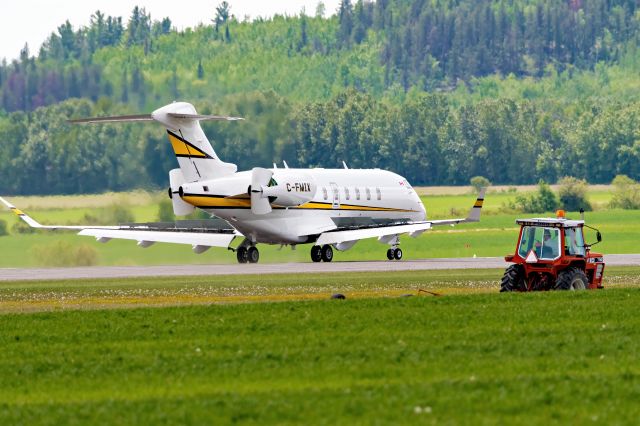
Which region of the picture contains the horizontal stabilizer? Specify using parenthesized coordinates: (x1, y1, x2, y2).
(166, 113, 244, 121)
(68, 112, 243, 124)
(68, 114, 154, 124)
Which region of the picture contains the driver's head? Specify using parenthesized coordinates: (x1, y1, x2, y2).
(544, 229, 552, 240)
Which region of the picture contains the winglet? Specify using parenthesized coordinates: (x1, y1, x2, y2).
(0, 196, 44, 228)
(465, 187, 486, 222)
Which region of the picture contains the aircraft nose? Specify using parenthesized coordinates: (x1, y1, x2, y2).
(418, 200, 427, 220)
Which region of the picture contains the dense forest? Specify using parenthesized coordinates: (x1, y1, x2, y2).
(1, 0, 640, 194)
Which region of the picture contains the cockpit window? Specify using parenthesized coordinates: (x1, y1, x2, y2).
(518, 226, 561, 260)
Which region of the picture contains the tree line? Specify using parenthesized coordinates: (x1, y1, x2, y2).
(1, 1, 640, 194)
(1, 91, 640, 195)
(336, 0, 640, 89)
(3, 1, 640, 113)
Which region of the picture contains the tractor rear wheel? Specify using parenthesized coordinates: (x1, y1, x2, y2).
(500, 264, 526, 292)
(554, 267, 587, 290)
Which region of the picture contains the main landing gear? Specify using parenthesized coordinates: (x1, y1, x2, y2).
(386, 247, 403, 261)
(236, 245, 259, 264)
(311, 245, 333, 262)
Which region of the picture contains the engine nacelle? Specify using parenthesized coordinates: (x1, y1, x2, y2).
(169, 168, 195, 216)
(261, 171, 317, 207)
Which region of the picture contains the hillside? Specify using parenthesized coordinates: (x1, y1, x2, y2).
(1, 0, 640, 194)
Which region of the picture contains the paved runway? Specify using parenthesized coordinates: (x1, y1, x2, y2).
(1, 254, 638, 282)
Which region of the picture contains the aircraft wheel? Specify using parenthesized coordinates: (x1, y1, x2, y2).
(393, 248, 403, 260)
(386, 249, 394, 260)
(247, 246, 260, 264)
(237, 247, 248, 264)
(321, 245, 333, 262)
(311, 245, 322, 262)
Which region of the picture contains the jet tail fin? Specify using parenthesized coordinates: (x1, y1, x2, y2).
(68, 102, 242, 183)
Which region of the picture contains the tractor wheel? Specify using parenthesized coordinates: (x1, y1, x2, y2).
(554, 267, 587, 291)
(500, 264, 526, 292)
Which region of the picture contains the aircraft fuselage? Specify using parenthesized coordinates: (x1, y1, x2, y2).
(180, 168, 426, 244)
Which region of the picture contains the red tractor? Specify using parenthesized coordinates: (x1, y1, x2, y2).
(501, 210, 605, 292)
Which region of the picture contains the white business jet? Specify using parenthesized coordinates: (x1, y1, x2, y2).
(0, 102, 485, 264)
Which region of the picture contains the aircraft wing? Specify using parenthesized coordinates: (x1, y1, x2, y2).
(315, 188, 485, 248)
(0, 196, 241, 251)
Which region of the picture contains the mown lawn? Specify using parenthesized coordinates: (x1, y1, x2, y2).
(0, 286, 639, 424)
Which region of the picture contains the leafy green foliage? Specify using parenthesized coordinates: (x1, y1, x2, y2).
(558, 176, 592, 212)
(610, 175, 640, 209)
(11, 220, 35, 234)
(0, 219, 7, 236)
(157, 199, 174, 222)
(470, 176, 491, 193)
(80, 204, 135, 225)
(512, 181, 559, 213)
(1, 2, 640, 193)
(30, 240, 98, 266)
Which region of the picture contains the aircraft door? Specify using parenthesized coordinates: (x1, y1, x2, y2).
(330, 183, 340, 209)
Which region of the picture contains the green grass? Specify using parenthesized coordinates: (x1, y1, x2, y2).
(1, 279, 639, 424)
(0, 189, 636, 267)
(1, 266, 638, 311)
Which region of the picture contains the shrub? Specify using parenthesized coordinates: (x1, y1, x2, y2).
(157, 199, 174, 222)
(107, 204, 135, 224)
(11, 220, 35, 234)
(610, 175, 640, 209)
(77, 204, 135, 225)
(0, 219, 7, 236)
(558, 176, 592, 212)
(470, 176, 491, 193)
(31, 241, 99, 267)
(512, 181, 559, 213)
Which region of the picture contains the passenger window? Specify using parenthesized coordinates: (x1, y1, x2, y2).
(376, 187, 381, 200)
(355, 188, 360, 200)
(344, 187, 350, 200)
(366, 188, 371, 200)
(322, 187, 328, 200)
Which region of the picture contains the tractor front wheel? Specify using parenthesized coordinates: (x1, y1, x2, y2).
(500, 264, 526, 292)
(554, 267, 587, 290)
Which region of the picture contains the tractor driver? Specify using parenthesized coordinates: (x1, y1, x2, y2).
(541, 229, 558, 259)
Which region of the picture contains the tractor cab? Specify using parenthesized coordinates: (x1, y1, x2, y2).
(501, 210, 605, 292)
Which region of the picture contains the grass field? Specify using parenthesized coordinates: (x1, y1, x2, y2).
(1, 267, 639, 313)
(0, 187, 637, 267)
(1, 268, 639, 424)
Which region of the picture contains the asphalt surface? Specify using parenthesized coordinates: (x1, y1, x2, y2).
(0, 254, 638, 282)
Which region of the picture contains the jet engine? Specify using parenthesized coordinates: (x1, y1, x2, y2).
(168, 168, 195, 216)
(264, 170, 318, 206)
(251, 168, 317, 214)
